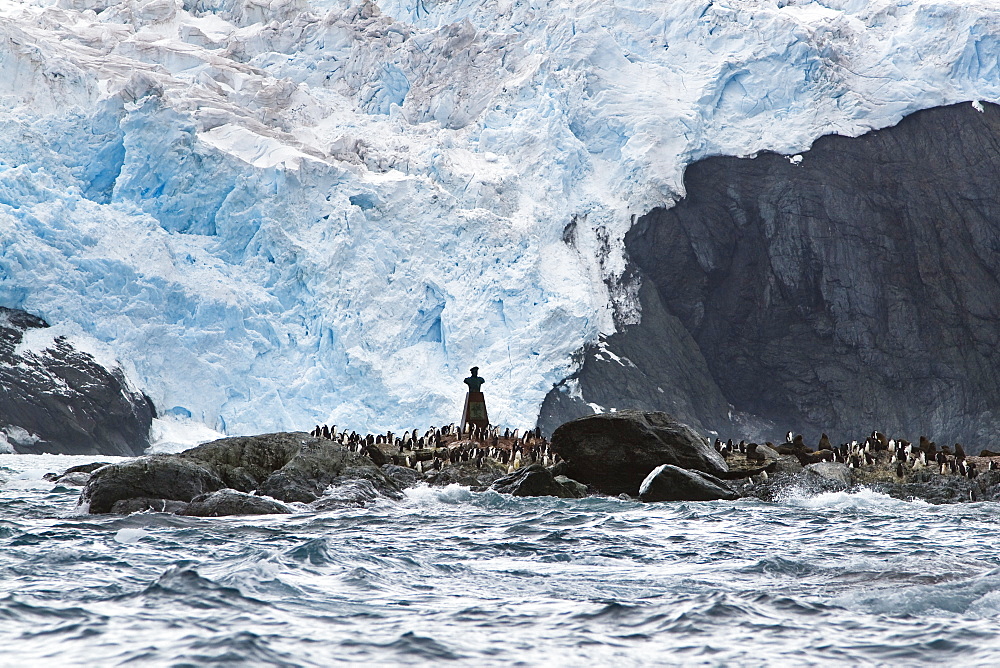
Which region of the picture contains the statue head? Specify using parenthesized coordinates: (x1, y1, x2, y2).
(470, 366, 479, 375)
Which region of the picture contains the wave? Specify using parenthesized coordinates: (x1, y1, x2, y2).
(777, 486, 931, 511)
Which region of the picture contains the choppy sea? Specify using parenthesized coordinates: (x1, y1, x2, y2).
(3, 453, 1000, 666)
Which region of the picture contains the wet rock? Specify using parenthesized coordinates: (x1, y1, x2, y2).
(66, 462, 113, 475)
(178, 433, 302, 491)
(82, 456, 225, 514)
(361, 445, 388, 466)
(0, 307, 155, 456)
(110, 497, 191, 514)
(382, 464, 423, 488)
(424, 461, 507, 489)
(183, 432, 402, 504)
(862, 468, 1000, 504)
(550, 411, 727, 495)
(55, 471, 93, 486)
(491, 464, 585, 498)
(309, 479, 386, 511)
(80, 432, 401, 514)
(735, 468, 845, 501)
(755, 444, 781, 462)
(772, 455, 805, 475)
(638, 464, 739, 502)
(547, 460, 570, 477)
(184, 489, 292, 516)
(554, 475, 588, 498)
(805, 462, 853, 489)
(50, 461, 112, 486)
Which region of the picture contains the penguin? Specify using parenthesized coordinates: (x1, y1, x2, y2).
(785, 431, 794, 444)
(322, 425, 331, 439)
(896, 461, 905, 478)
(990, 461, 998, 471)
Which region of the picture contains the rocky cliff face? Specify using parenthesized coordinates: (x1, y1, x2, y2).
(540, 102, 1000, 451)
(0, 307, 155, 455)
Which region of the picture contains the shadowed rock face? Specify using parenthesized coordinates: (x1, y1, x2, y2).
(550, 411, 727, 496)
(541, 102, 1000, 451)
(0, 307, 155, 456)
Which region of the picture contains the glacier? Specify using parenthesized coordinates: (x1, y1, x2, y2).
(2, 0, 1000, 440)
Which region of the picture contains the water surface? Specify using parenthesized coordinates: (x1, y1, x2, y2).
(2, 454, 999, 666)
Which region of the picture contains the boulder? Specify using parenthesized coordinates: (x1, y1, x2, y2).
(638, 464, 739, 502)
(382, 464, 423, 488)
(551, 411, 727, 495)
(423, 461, 507, 489)
(184, 489, 292, 516)
(491, 464, 586, 498)
(45, 462, 112, 483)
(805, 461, 854, 489)
(65, 462, 113, 475)
(772, 455, 805, 475)
(309, 479, 386, 511)
(110, 497, 191, 514)
(55, 471, 92, 486)
(82, 456, 225, 514)
(184, 433, 402, 504)
(755, 444, 781, 461)
(554, 475, 588, 498)
(80, 432, 401, 514)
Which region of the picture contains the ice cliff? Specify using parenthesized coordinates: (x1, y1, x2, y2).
(2, 0, 1000, 439)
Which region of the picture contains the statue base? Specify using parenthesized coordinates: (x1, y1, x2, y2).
(461, 391, 489, 431)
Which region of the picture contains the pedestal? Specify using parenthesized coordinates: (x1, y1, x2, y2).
(461, 390, 489, 430)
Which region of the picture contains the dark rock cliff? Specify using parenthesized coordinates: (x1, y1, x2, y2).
(540, 102, 1000, 451)
(0, 306, 155, 456)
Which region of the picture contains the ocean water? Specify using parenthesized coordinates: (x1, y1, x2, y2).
(2, 454, 1000, 667)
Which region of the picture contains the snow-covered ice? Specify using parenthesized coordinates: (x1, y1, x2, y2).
(2, 0, 1000, 439)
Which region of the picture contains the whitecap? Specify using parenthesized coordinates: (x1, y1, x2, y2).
(778, 486, 930, 511)
(114, 528, 149, 544)
(403, 483, 474, 505)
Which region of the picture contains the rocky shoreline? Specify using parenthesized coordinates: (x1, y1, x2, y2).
(41, 411, 1000, 516)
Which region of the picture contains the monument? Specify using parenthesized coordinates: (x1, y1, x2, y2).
(461, 366, 489, 430)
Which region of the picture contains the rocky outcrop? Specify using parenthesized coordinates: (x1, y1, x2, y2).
(541, 102, 1000, 451)
(80, 432, 402, 514)
(638, 465, 738, 502)
(422, 461, 507, 489)
(805, 462, 853, 489)
(550, 411, 727, 495)
(490, 464, 587, 498)
(185, 489, 292, 517)
(0, 307, 156, 456)
(83, 456, 226, 514)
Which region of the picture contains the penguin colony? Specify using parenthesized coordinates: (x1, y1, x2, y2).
(308, 423, 561, 475)
(714, 430, 995, 482)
